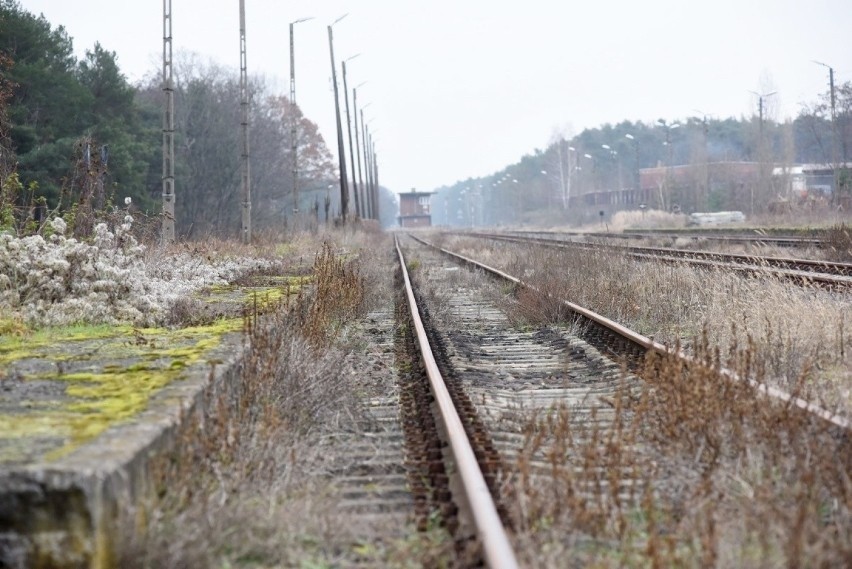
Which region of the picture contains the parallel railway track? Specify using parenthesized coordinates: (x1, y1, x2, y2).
(463, 231, 852, 288)
(381, 232, 849, 566)
(513, 229, 824, 248)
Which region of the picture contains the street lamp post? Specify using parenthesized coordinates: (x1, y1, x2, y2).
(567, 145, 577, 211)
(289, 16, 313, 217)
(625, 133, 639, 195)
(362, 113, 373, 219)
(341, 54, 361, 218)
(813, 60, 840, 203)
(371, 138, 380, 222)
(540, 169, 551, 208)
(360, 108, 373, 218)
(366, 129, 379, 221)
(363, 126, 376, 222)
(352, 84, 367, 219)
(748, 90, 776, 142)
(602, 144, 620, 194)
(748, 90, 777, 214)
(693, 110, 711, 210)
(658, 119, 681, 211)
(583, 152, 595, 205)
(328, 14, 350, 224)
(555, 141, 568, 210)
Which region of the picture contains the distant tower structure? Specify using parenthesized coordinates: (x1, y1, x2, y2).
(239, 0, 251, 242)
(161, 0, 175, 242)
(398, 188, 433, 228)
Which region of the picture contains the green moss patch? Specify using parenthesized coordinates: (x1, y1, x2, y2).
(0, 317, 242, 464)
(197, 276, 310, 314)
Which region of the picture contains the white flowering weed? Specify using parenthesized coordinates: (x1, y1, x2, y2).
(0, 217, 275, 327)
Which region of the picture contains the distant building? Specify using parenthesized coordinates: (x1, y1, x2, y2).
(398, 189, 435, 227)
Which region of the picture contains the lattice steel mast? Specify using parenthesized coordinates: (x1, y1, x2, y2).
(161, 0, 175, 242)
(239, 0, 251, 242)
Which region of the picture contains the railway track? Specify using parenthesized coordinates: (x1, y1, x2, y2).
(382, 232, 849, 566)
(513, 229, 824, 248)
(464, 231, 852, 288)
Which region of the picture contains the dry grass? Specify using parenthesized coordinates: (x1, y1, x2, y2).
(511, 339, 851, 568)
(824, 223, 852, 262)
(119, 230, 444, 568)
(432, 232, 852, 566)
(608, 209, 687, 231)
(447, 235, 852, 414)
(413, 232, 850, 566)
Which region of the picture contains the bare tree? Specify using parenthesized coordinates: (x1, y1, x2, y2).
(135, 52, 335, 238)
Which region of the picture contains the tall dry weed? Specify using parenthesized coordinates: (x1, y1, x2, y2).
(824, 223, 852, 262)
(448, 235, 852, 412)
(120, 237, 380, 567)
(512, 338, 851, 567)
(295, 241, 365, 346)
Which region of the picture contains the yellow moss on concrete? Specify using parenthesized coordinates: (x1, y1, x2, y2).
(0, 316, 29, 337)
(0, 266, 314, 465)
(198, 277, 309, 312)
(0, 317, 243, 463)
(0, 324, 126, 366)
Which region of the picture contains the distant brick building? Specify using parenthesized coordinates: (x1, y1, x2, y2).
(398, 190, 435, 227)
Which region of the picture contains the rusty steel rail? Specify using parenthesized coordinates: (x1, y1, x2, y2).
(510, 228, 823, 248)
(464, 231, 852, 289)
(409, 234, 851, 432)
(395, 237, 519, 569)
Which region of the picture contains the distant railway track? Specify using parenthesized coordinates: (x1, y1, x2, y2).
(391, 232, 849, 565)
(410, 233, 848, 430)
(513, 229, 824, 248)
(461, 231, 852, 289)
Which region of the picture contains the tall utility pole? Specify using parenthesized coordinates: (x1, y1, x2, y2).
(814, 61, 839, 203)
(328, 15, 349, 224)
(353, 88, 367, 218)
(289, 17, 313, 216)
(161, 0, 175, 243)
(239, 0, 251, 242)
(341, 56, 361, 218)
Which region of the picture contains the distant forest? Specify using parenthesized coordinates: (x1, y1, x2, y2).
(0, 0, 396, 237)
(433, 74, 850, 226)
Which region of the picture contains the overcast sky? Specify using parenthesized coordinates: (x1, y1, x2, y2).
(22, 0, 852, 194)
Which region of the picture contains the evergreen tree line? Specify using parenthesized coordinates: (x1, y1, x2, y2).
(0, 0, 353, 238)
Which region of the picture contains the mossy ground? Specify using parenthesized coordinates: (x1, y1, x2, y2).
(0, 277, 300, 465)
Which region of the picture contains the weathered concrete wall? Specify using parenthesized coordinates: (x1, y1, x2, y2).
(0, 334, 246, 568)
